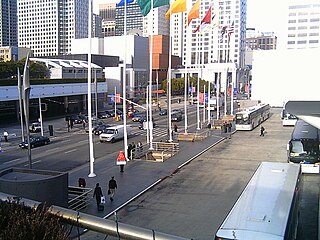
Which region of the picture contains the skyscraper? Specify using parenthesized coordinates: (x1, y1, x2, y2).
(99, 3, 116, 37)
(1, 0, 18, 47)
(286, 0, 320, 49)
(18, 0, 89, 57)
(115, 3, 144, 36)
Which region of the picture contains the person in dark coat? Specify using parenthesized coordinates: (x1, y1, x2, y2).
(260, 125, 265, 137)
(93, 183, 103, 208)
(108, 177, 118, 202)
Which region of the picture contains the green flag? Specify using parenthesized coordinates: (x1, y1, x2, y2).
(137, 0, 169, 16)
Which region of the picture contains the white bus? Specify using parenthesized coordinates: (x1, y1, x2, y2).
(235, 103, 270, 130)
(215, 162, 301, 240)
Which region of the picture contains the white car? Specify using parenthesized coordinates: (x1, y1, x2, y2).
(29, 122, 41, 132)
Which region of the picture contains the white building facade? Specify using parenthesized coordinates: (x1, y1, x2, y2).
(286, 0, 320, 50)
(143, 6, 170, 37)
(17, 0, 89, 57)
(170, 0, 247, 93)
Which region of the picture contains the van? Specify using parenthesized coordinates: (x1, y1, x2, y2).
(99, 125, 132, 143)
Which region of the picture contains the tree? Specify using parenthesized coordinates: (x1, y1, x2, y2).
(160, 76, 214, 95)
(0, 201, 69, 240)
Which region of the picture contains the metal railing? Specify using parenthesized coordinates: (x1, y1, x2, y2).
(68, 186, 93, 211)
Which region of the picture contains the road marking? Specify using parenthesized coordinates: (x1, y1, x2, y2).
(46, 147, 60, 153)
(24, 160, 41, 167)
(65, 149, 77, 154)
(3, 158, 21, 164)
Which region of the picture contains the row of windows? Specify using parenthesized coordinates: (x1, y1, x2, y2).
(288, 40, 319, 44)
(288, 25, 320, 30)
(288, 32, 319, 37)
(288, 18, 320, 23)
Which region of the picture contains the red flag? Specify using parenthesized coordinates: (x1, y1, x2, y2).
(193, 6, 212, 33)
(227, 21, 234, 44)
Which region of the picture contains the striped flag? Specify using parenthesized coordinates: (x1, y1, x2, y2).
(227, 21, 234, 44)
(193, 6, 212, 33)
(220, 25, 227, 43)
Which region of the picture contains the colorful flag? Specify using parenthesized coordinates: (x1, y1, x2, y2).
(165, 0, 187, 20)
(193, 6, 212, 33)
(227, 21, 234, 44)
(137, 0, 170, 16)
(117, 0, 134, 7)
(220, 25, 227, 43)
(187, 0, 200, 25)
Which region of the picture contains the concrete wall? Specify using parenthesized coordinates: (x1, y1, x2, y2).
(251, 48, 320, 107)
(0, 168, 68, 207)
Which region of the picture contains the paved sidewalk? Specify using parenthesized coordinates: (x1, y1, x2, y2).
(67, 127, 231, 238)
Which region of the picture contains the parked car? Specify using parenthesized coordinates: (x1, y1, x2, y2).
(159, 109, 168, 116)
(171, 113, 182, 122)
(29, 122, 41, 133)
(19, 136, 50, 149)
(97, 111, 111, 119)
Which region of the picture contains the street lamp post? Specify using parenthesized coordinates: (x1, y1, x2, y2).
(23, 52, 32, 168)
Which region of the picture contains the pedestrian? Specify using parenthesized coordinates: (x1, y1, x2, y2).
(227, 122, 232, 132)
(173, 124, 178, 132)
(3, 131, 8, 142)
(260, 125, 265, 137)
(93, 183, 103, 209)
(207, 122, 212, 129)
(70, 120, 74, 129)
(127, 143, 132, 160)
(108, 176, 117, 202)
(67, 121, 70, 132)
(82, 120, 86, 129)
(137, 141, 143, 152)
(78, 177, 86, 187)
(131, 142, 136, 158)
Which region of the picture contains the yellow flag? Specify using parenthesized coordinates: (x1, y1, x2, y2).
(188, 0, 200, 25)
(165, 0, 187, 20)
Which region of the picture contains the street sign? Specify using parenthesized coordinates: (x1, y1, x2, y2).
(116, 151, 127, 165)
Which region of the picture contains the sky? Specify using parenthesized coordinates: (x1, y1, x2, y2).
(94, 0, 289, 37)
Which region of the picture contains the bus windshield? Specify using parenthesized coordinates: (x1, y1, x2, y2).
(235, 113, 249, 124)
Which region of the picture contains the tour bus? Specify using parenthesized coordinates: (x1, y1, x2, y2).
(215, 162, 301, 240)
(287, 119, 320, 164)
(281, 109, 298, 127)
(235, 103, 270, 130)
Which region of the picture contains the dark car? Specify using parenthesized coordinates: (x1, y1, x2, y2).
(138, 122, 156, 130)
(171, 113, 182, 122)
(138, 116, 154, 123)
(98, 111, 111, 119)
(19, 136, 50, 149)
(93, 124, 111, 135)
(159, 109, 168, 116)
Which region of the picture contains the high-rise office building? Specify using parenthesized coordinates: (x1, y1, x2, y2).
(17, 0, 89, 57)
(115, 3, 144, 36)
(171, 0, 246, 68)
(143, 6, 170, 36)
(99, 3, 116, 37)
(1, 0, 18, 47)
(286, 0, 320, 49)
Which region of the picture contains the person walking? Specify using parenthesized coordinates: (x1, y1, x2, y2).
(93, 183, 103, 209)
(173, 124, 178, 132)
(108, 176, 117, 202)
(3, 131, 8, 142)
(260, 125, 265, 137)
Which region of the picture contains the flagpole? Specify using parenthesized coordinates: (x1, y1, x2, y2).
(196, 31, 200, 130)
(184, 13, 188, 134)
(167, 0, 173, 142)
(122, 0, 129, 161)
(201, 29, 205, 124)
(148, 1, 154, 150)
(87, 0, 96, 178)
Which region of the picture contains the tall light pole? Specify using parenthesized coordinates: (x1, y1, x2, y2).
(17, 68, 25, 143)
(88, 0, 96, 178)
(23, 52, 32, 168)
